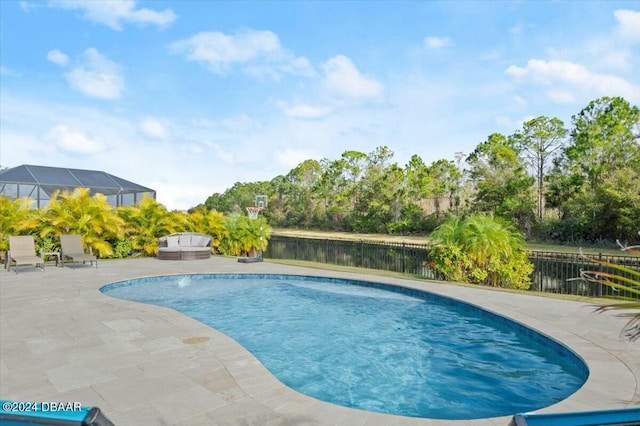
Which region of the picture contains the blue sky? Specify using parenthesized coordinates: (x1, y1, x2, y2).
(1, 1, 639, 210)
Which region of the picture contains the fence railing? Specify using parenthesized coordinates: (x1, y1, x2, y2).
(528, 251, 638, 299)
(264, 236, 640, 300)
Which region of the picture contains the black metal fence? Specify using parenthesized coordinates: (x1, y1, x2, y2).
(264, 236, 640, 300)
(528, 251, 639, 299)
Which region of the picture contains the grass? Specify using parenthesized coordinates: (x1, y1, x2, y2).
(272, 228, 627, 256)
(271, 228, 430, 244)
(524, 242, 624, 256)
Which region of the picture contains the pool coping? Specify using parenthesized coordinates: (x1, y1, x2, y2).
(1, 257, 638, 425)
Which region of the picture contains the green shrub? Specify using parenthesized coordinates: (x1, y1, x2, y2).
(429, 214, 533, 289)
(35, 236, 57, 253)
(113, 239, 133, 258)
(35, 236, 58, 262)
(429, 244, 472, 283)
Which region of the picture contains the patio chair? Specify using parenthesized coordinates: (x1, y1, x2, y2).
(60, 234, 97, 268)
(7, 236, 45, 273)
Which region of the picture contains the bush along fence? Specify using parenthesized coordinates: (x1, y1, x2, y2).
(264, 236, 640, 300)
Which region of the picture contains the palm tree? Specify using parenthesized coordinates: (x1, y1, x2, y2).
(428, 215, 464, 245)
(117, 197, 183, 256)
(460, 215, 527, 285)
(187, 207, 228, 253)
(221, 214, 271, 257)
(245, 215, 271, 257)
(461, 215, 523, 265)
(0, 196, 39, 252)
(220, 214, 246, 256)
(40, 188, 124, 257)
(429, 214, 532, 288)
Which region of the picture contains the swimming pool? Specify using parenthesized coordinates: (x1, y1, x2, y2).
(101, 274, 588, 420)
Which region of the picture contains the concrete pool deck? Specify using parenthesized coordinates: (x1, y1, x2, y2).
(1, 256, 638, 425)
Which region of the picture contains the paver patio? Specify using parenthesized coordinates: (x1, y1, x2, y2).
(1, 256, 638, 425)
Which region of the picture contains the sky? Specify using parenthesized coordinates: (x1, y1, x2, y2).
(1, 1, 639, 210)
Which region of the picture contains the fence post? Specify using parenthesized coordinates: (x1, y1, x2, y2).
(402, 242, 406, 274)
(360, 240, 364, 268)
(325, 238, 328, 264)
(598, 252, 603, 297)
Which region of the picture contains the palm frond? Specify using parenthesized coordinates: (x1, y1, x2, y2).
(584, 234, 640, 342)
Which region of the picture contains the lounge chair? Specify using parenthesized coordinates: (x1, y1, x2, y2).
(60, 235, 97, 268)
(7, 236, 45, 273)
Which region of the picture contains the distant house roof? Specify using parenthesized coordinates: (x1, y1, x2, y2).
(0, 164, 155, 207)
(1, 164, 154, 193)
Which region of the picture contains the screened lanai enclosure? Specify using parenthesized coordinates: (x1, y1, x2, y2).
(0, 165, 156, 208)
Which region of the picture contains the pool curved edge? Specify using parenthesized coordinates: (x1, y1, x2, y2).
(100, 272, 591, 404)
(369, 275, 638, 418)
(98, 269, 635, 422)
(2, 257, 634, 426)
(100, 273, 592, 419)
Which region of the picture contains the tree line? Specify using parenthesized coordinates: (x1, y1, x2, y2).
(202, 96, 639, 245)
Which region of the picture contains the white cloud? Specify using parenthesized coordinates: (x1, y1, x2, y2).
(139, 117, 169, 139)
(509, 24, 523, 36)
(212, 144, 236, 165)
(479, 49, 502, 61)
(509, 23, 534, 38)
(46, 124, 103, 154)
(495, 115, 513, 129)
(601, 51, 630, 69)
(276, 56, 383, 118)
(47, 0, 176, 31)
(191, 114, 260, 143)
(2, 131, 54, 162)
(614, 9, 640, 42)
(282, 56, 315, 76)
(495, 114, 536, 131)
(169, 29, 315, 78)
(581, 12, 640, 71)
(65, 48, 123, 99)
(322, 55, 383, 101)
(505, 64, 527, 79)
(47, 49, 69, 66)
(151, 181, 211, 211)
(274, 148, 316, 168)
(513, 95, 527, 106)
(581, 35, 632, 74)
(284, 104, 332, 119)
(424, 36, 452, 49)
(506, 59, 640, 103)
(547, 90, 575, 104)
(0, 66, 21, 77)
(172, 30, 279, 69)
(19, 1, 39, 12)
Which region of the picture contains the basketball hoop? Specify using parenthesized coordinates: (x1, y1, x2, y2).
(256, 195, 267, 209)
(239, 197, 267, 264)
(246, 206, 262, 220)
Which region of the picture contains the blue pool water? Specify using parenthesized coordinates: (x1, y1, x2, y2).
(101, 274, 588, 420)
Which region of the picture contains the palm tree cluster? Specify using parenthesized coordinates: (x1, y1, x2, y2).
(0, 188, 270, 259)
(428, 214, 533, 289)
